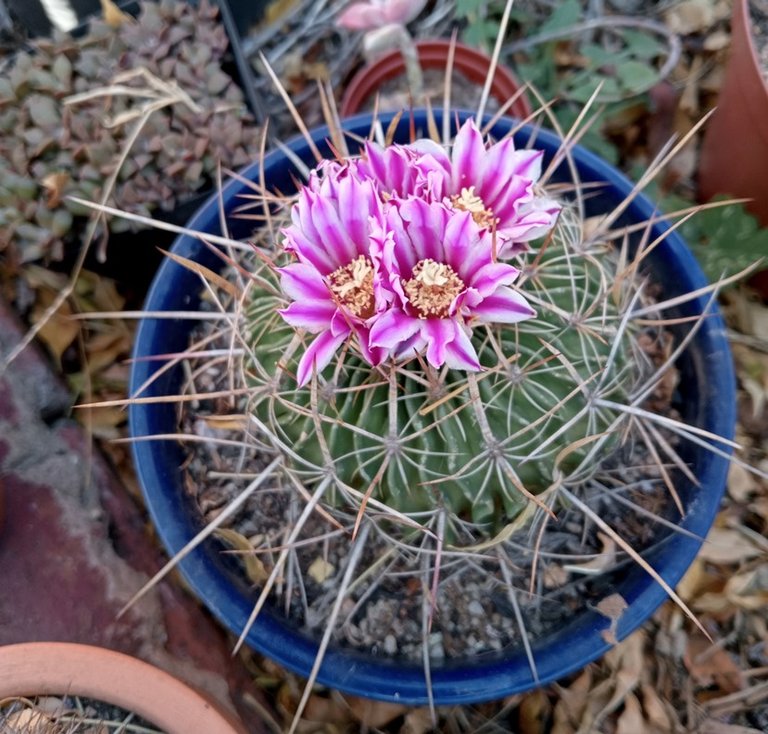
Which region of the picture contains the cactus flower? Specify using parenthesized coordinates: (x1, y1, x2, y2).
(278, 123, 549, 382)
(279, 171, 389, 386)
(369, 199, 535, 370)
(336, 0, 427, 30)
(426, 120, 561, 256)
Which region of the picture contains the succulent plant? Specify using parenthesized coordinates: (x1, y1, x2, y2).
(0, 0, 261, 267)
(239, 120, 645, 529)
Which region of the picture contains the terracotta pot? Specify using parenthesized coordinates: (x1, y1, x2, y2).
(0, 642, 246, 734)
(340, 40, 532, 118)
(698, 0, 768, 225)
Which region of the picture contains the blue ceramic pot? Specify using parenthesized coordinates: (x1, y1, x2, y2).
(129, 110, 735, 705)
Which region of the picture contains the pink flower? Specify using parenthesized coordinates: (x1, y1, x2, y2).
(279, 170, 388, 386)
(353, 140, 447, 201)
(369, 199, 536, 371)
(428, 120, 561, 257)
(336, 0, 426, 30)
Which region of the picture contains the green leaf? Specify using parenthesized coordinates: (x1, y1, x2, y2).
(541, 0, 582, 33)
(462, 20, 499, 49)
(580, 43, 614, 67)
(615, 60, 658, 94)
(680, 200, 768, 285)
(456, 0, 483, 16)
(622, 29, 666, 60)
(567, 73, 619, 102)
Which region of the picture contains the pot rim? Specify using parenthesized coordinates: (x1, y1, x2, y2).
(0, 642, 245, 734)
(129, 109, 735, 705)
(339, 39, 532, 119)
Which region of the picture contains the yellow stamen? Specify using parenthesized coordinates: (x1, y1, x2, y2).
(451, 186, 497, 229)
(403, 259, 465, 319)
(328, 255, 375, 319)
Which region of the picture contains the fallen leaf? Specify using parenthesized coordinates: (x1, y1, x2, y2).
(214, 528, 268, 584)
(698, 720, 765, 734)
(664, 0, 715, 35)
(616, 692, 645, 734)
(343, 695, 406, 728)
(641, 683, 673, 731)
(308, 557, 334, 583)
(595, 633, 645, 728)
(677, 557, 713, 602)
(563, 533, 616, 575)
(41, 172, 70, 208)
(400, 706, 434, 734)
(728, 463, 759, 502)
(596, 593, 628, 645)
(684, 635, 744, 693)
(32, 298, 79, 364)
(519, 688, 551, 734)
(100, 0, 133, 27)
(552, 669, 592, 734)
(703, 29, 731, 51)
(202, 414, 249, 431)
(699, 527, 764, 564)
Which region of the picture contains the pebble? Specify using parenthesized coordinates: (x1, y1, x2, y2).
(384, 634, 397, 655)
(467, 600, 484, 617)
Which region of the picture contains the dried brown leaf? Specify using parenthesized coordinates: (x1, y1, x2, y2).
(519, 688, 551, 734)
(214, 528, 268, 584)
(699, 527, 764, 565)
(41, 172, 70, 208)
(552, 669, 592, 734)
(698, 720, 765, 734)
(596, 593, 628, 645)
(400, 707, 434, 734)
(616, 692, 645, 734)
(684, 635, 744, 693)
(343, 695, 407, 728)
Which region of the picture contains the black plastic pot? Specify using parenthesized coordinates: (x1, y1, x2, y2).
(129, 109, 735, 705)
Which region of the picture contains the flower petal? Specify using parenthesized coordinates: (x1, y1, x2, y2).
(398, 198, 444, 263)
(296, 329, 349, 387)
(279, 263, 329, 301)
(442, 209, 478, 275)
(355, 325, 387, 366)
(470, 286, 536, 323)
(423, 318, 454, 368)
(279, 300, 337, 333)
(451, 119, 485, 189)
(336, 175, 380, 253)
(369, 308, 421, 350)
(468, 261, 520, 297)
(482, 145, 543, 205)
(443, 322, 481, 371)
(336, 1, 386, 29)
(310, 194, 358, 266)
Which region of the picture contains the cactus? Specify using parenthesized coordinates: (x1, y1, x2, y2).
(240, 120, 644, 530)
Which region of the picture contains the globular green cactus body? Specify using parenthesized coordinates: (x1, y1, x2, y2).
(244, 216, 641, 529)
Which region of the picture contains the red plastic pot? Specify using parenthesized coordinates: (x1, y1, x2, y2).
(698, 0, 768, 225)
(340, 40, 532, 118)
